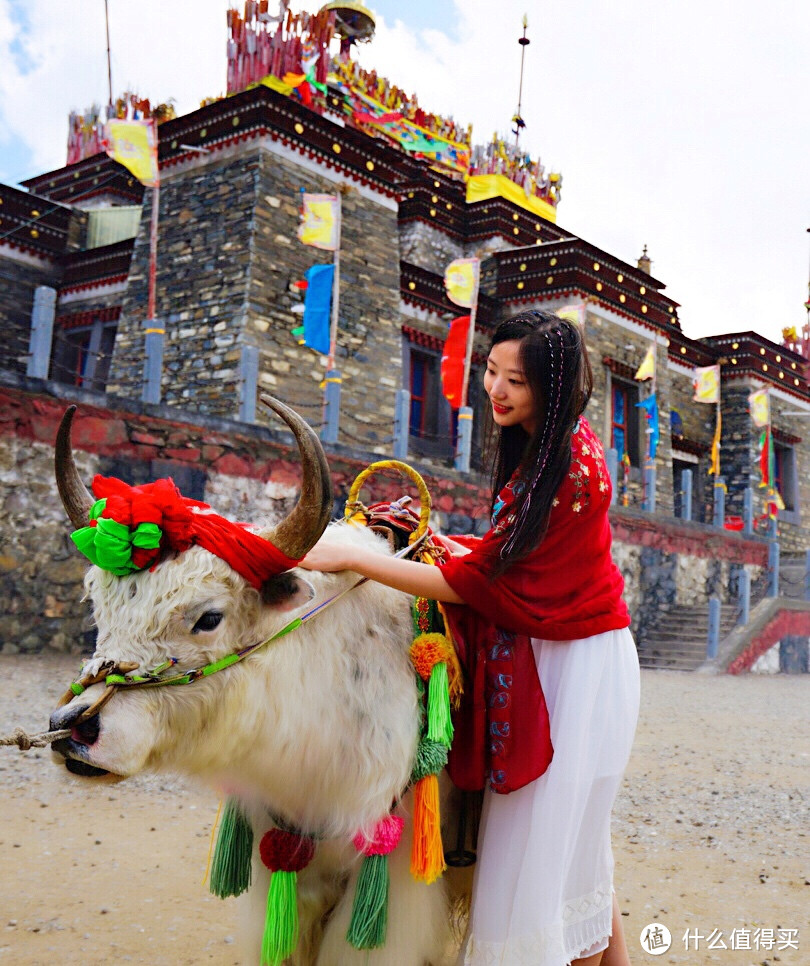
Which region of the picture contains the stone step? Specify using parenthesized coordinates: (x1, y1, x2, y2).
(638, 654, 705, 671)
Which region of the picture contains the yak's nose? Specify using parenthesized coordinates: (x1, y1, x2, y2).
(50, 702, 89, 733)
(50, 703, 101, 747)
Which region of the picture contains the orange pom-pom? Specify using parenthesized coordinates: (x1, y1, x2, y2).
(410, 633, 453, 681)
(410, 774, 445, 884)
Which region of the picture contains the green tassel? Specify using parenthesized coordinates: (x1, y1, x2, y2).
(209, 798, 253, 898)
(426, 661, 453, 746)
(410, 738, 448, 784)
(262, 870, 299, 966)
(346, 854, 390, 950)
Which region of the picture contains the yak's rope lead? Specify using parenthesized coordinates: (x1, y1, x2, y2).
(0, 727, 70, 750)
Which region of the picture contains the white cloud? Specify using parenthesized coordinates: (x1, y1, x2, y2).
(1, 0, 807, 344)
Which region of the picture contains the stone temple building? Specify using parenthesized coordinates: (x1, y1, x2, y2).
(1, 2, 809, 672)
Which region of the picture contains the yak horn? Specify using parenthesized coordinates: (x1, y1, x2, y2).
(258, 395, 333, 560)
(55, 406, 95, 530)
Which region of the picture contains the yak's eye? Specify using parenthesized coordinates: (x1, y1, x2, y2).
(192, 611, 224, 634)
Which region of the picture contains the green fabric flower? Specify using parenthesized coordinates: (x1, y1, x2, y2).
(71, 498, 163, 576)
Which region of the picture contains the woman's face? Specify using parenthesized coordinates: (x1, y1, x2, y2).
(483, 339, 539, 435)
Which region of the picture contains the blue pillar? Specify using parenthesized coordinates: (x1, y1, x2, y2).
(393, 388, 410, 460)
(454, 406, 473, 474)
(238, 345, 259, 423)
(768, 539, 780, 597)
(142, 319, 164, 405)
(606, 448, 618, 507)
(681, 468, 693, 521)
(27, 285, 57, 379)
(743, 487, 754, 535)
(321, 369, 341, 444)
(738, 568, 751, 626)
(642, 463, 656, 512)
(713, 478, 725, 528)
(707, 596, 721, 659)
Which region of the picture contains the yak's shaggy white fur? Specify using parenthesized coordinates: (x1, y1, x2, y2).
(57, 521, 453, 964)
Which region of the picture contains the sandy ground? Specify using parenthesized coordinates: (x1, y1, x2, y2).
(0, 653, 807, 966)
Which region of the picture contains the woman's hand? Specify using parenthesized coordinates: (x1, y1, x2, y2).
(437, 535, 473, 557)
(299, 540, 357, 574)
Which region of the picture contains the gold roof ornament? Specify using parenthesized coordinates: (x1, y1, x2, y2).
(322, 1, 376, 43)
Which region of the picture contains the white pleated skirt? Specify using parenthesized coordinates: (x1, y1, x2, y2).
(461, 626, 640, 966)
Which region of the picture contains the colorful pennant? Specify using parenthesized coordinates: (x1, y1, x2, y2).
(693, 365, 720, 403)
(634, 346, 656, 382)
(440, 316, 471, 409)
(298, 194, 339, 251)
(444, 258, 479, 309)
(105, 119, 159, 187)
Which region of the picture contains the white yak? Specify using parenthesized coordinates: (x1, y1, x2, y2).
(49, 398, 457, 965)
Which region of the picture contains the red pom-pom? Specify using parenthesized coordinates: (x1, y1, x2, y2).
(353, 814, 405, 856)
(259, 828, 315, 872)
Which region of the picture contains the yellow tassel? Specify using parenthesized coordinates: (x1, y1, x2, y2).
(410, 775, 445, 884)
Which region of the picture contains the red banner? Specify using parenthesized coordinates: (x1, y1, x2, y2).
(441, 315, 470, 409)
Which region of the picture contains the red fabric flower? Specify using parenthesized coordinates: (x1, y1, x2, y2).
(259, 829, 315, 873)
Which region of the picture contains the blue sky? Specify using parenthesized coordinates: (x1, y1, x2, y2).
(0, 0, 808, 346)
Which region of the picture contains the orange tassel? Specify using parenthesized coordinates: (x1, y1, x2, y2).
(410, 775, 445, 884)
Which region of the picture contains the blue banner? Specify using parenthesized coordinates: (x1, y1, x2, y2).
(303, 263, 334, 355)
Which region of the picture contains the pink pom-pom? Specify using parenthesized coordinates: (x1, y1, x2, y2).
(353, 814, 405, 856)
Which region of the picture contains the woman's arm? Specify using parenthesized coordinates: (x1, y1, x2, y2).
(299, 541, 465, 603)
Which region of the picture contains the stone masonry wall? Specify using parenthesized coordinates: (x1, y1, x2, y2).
(106, 152, 260, 413)
(399, 221, 463, 272)
(582, 307, 674, 514)
(721, 382, 810, 552)
(0, 250, 61, 376)
(248, 144, 404, 451)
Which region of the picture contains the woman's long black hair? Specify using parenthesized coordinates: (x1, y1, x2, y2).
(487, 309, 593, 575)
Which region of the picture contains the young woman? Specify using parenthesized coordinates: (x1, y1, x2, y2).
(300, 310, 640, 966)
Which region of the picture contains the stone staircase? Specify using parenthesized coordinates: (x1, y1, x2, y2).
(637, 603, 740, 671)
(779, 556, 806, 601)
(637, 559, 807, 672)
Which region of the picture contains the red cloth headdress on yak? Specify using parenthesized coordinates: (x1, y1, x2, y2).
(71, 476, 300, 588)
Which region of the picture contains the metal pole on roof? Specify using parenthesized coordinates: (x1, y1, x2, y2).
(513, 15, 530, 153)
(104, 0, 113, 114)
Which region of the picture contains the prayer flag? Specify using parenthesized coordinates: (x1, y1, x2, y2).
(709, 409, 722, 476)
(693, 365, 720, 403)
(634, 346, 656, 382)
(444, 258, 479, 308)
(759, 427, 775, 489)
(748, 388, 770, 428)
(635, 393, 659, 459)
(105, 119, 159, 187)
(298, 194, 339, 251)
(440, 315, 471, 408)
(555, 304, 584, 325)
(301, 264, 334, 354)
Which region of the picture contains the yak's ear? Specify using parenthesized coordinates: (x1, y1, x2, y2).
(260, 571, 315, 612)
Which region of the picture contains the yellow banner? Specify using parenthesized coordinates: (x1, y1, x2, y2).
(444, 258, 480, 308)
(105, 119, 158, 187)
(709, 409, 722, 476)
(634, 346, 656, 381)
(748, 388, 770, 427)
(693, 365, 720, 403)
(466, 173, 557, 224)
(555, 304, 584, 325)
(298, 194, 339, 251)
